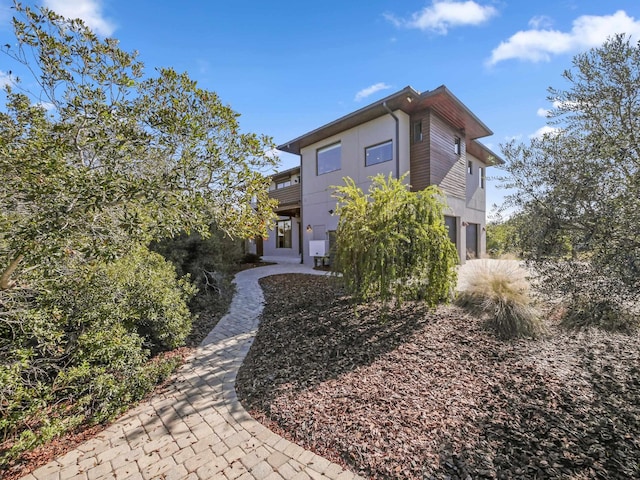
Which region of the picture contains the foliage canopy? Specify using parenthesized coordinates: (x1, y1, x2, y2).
(0, 3, 275, 464)
(332, 174, 458, 307)
(500, 34, 640, 329)
(1, 3, 276, 287)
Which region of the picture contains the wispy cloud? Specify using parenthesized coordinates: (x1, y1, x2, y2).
(536, 107, 550, 118)
(0, 70, 15, 88)
(43, 0, 115, 36)
(530, 125, 561, 139)
(354, 82, 392, 102)
(265, 147, 281, 160)
(37, 101, 56, 111)
(488, 10, 640, 65)
(385, 0, 498, 35)
(528, 15, 553, 29)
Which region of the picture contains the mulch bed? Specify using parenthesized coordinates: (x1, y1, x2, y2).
(236, 274, 640, 479)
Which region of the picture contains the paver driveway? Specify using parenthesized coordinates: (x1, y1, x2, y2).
(22, 263, 362, 480)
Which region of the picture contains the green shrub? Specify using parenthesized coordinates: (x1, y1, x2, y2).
(333, 174, 458, 307)
(0, 246, 193, 466)
(562, 296, 638, 333)
(457, 260, 542, 339)
(241, 252, 262, 264)
(49, 247, 196, 354)
(151, 225, 239, 312)
(103, 248, 196, 353)
(537, 261, 639, 333)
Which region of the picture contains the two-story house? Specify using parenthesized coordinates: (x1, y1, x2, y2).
(254, 85, 503, 265)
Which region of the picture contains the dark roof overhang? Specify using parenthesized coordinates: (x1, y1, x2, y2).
(277, 85, 494, 155)
(270, 165, 300, 181)
(467, 140, 505, 166)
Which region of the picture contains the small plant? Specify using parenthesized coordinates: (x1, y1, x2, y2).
(457, 260, 542, 339)
(241, 252, 262, 264)
(561, 295, 639, 333)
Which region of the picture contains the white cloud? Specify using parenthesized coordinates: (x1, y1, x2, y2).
(37, 101, 56, 111)
(489, 10, 640, 65)
(0, 70, 15, 88)
(385, 0, 497, 35)
(265, 147, 281, 160)
(528, 15, 553, 29)
(354, 82, 392, 102)
(536, 107, 550, 117)
(43, 0, 115, 36)
(530, 125, 561, 139)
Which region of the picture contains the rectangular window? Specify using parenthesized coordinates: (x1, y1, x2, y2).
(454, 136, 461, 155)
(317, 142, 341, 175)
(276, 180, 291, 189)
(468, 160, 473, 175)
(276, 218, 292, 248)
(480, 167, 485, 188)
(365, 140, 393, 167)
(412, 121, 422, 143)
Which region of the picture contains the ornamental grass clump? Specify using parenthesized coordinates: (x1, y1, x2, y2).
(457, 260, 542, 339)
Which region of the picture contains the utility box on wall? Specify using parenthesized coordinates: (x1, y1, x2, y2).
(309, 240, 328, 257)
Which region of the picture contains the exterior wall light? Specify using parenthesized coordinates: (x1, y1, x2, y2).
(306, 225, 312, 232)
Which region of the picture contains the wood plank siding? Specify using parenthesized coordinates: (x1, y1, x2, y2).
(409, 112, 431, 192)
(429, 112, 466, 199)
(269, 184, 301, 210)
(409, 110, 466, 199)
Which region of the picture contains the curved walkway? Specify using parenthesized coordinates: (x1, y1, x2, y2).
(23, 263, 363, 480)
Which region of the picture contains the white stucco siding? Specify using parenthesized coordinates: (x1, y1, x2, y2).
(300, 111, 410, 265)
(465, 152, 487, 213)
(262, 215, 301, 259)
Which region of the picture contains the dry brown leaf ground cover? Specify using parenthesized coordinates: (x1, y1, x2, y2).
(236, 274, 640, 480)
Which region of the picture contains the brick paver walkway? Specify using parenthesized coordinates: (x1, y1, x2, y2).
(23, 263, 363, 480)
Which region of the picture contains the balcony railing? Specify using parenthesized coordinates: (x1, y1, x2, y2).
(269, 183, 301, 209)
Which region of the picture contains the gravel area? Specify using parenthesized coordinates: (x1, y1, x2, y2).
(236, 273, 640, 480)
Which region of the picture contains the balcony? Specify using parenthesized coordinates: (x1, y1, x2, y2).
(269, 183, 301, 214)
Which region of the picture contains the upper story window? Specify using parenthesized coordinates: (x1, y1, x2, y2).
(468, 160, 473, 175)
(412, 121, 423, 143)
(454, 136, 462, 155)
(276, 180, 291, 189)
(365, 140, 393, 167)
(317, 142, 341, 175)
(480, 167, 485, 188)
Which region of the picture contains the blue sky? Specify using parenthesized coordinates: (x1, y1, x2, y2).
(2, 0, 640, 212)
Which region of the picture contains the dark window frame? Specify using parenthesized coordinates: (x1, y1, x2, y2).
(412, 121, 423, 144)
(454, 136, 461, 156)
(275, 217, 292, 249)
(317, 142, 342, 175)
(365, 139, 393, 167)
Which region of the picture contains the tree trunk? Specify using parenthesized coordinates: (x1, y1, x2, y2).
(0, 255, 24, 290)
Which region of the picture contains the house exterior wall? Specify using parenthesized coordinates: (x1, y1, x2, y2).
(409, 111, 431, 191)
(261, 214, 301, 259)
(464, 152, 487, 259)
(300, 111, 410, 265)
(410, 110, 485, 262)
(428, 112, 466, 200)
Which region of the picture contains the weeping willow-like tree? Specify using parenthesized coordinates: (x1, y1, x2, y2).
(332, 174, 458, 307)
